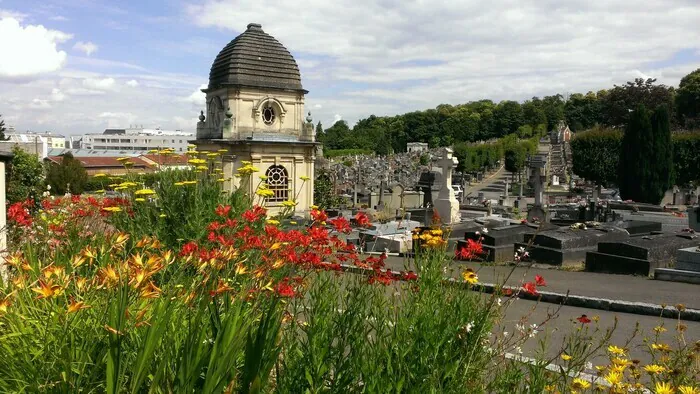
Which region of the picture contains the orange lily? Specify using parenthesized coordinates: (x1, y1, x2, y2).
(67, 298, 90, 314)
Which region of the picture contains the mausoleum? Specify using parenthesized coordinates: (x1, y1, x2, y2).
(194, 23, 316, 215)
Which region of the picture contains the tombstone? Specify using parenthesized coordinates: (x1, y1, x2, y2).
(552, 175, 559, 186)
(689, 206, 700, 232)
(458, 224, 542, 262)
(526, 154, 550, 222)
(586, 232, 700, 276)
(417, 172, 436, 208)
(514, 225, 631, 266)
(434, 148, 460, 224)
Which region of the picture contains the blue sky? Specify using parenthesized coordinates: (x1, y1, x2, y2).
(1, 0, 699, 135)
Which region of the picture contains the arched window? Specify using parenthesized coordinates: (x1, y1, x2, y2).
(265, 165, 289, 202)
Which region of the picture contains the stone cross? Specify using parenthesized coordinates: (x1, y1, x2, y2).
(434, 148, 460, 224)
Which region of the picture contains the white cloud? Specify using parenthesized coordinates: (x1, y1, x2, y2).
(333, 114, 342, 123)
(0, 17, 71, 78)
(0, 9, 27, 21)
(49, 15, 69, 22)
(185, 84, 207, 107)
(50, 88, 66, 102)
(82, 77, 115, 90)
(126, 79, 139, 87)
(29, 98, 52, 109)
(73, 41, 98, 56)
(314, 104, 323, 109)
(188, 0, 700, 127)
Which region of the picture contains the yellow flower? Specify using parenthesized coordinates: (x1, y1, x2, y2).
(174, 182, 185, 187)
(299, 175, 310, 181)
(462, 269, 478, 285)
(217, 149, 228, 153)
(135, 198, 146, 202)
(188, 158, 206, 165)
(571, 378, 591, 390)
(259, 175, 268, 180)
(266, 219, 280, 225)
(217, 178, 226, 183)
(134, 189, 156, 196)
(93, 173, 107, 178)
(605, 371, 622, 385)
(0, 297, 11, 314)
(607, 345, 626, 356)
(310, 205, 319, 210)
(119, 181, 138, 188)
(653, 325, 667, 333)
(67, 299, 90, 314)
(679, 386, 699, 394)
(281, 200, 297, 207)
(159, 214, 166, 218)
(147, 149, 159, 153)
(561, 354, 572, 361)
(102, 207, 122, 213)
(116, 157, 130, 162)
(207, 153, 219, 157)
(183, 180, 197, 185)
(196, 165, 208, 170)
(95, 189, 105, 194)
(644, 364, 666, 375)
(652, 343, 672, 352)
(241, 160, 252, 165)
(290, 221, 297, 225)
(655, 382, 674, 394)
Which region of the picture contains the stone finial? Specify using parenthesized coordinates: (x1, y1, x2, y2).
(306, 111, 313, 123)
(198, 110, 205, 122)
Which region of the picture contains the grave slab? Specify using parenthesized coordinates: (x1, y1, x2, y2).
(676, 246, 700, 271)
(585, 233, 700, 276)
(654, 268, 700, 285)
(515, 226, 630, 265)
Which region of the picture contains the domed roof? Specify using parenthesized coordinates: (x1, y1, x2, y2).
(207, 23, 305, 93)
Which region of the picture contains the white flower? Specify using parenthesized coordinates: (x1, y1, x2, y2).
(497, 298, 503, 307)
(529, 324, 539, 338)
(518, 247, 525, 254)
(503, 331, 509, 337)
(46, 184, 51, 190)
(523, 252, 529, 258)
(515, 346, 523, 354)
(465, 321, 474, 333)
(585, 362, 593, 370)
(482, 227, 488, 234)
(516, 323, 526, 333)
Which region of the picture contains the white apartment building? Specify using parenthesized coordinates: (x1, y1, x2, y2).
(0, 131, 67, 159)
(81, 127, 194, 152)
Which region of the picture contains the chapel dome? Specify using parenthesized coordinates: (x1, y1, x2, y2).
(207, 23, 305, 92)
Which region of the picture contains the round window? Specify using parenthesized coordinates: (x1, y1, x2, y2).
(262, 106, 275, 125)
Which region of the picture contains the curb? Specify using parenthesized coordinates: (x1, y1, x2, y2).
(337, 264, 700, 322)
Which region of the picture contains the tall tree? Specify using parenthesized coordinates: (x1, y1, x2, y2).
(649, 105, 673, 202)
(46, 152, 88, 195)
(6, 146, 45, 204)
(676, 68, 700, 129)
(565, 92, 601, 131)
(521, 98, 547, 129)
(493, 100, 523, 137)
(618, 104, 672, 203)
(0, 114, 9, 141)
(600, 78, 675, 128)
(315, 121, 324, 141)
(541, 95, 565, 131)
(322, 120, 352, 150)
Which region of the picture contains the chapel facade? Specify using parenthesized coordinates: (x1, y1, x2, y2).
(194, 23, 316, 215)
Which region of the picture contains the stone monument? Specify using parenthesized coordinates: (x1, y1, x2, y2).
(434, 148, 460, 224)
(527, 154, 549, 222)
(0, 151, 12, 281)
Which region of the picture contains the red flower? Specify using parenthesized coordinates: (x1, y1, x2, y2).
(535, 275, 547, 287)
(179, 241, 199, 256)
(275, 282, 296, 298)
(403, 271, 418, 281)
(7, 202, 32, 227)
(215, 204, 231, 217)
(310, 209, 328, 223)
(502, 288, 514, 296)
(354, 212, 371, 227)
(576, 314, 592, 324)
(242, 206, 266, 222)
(522, 282, 538, 296)
(329, 217, 351, 233)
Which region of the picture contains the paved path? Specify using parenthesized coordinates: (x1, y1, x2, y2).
(382, 256, 700, 309)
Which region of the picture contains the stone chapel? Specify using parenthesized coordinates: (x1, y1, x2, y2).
(194, 23, 316, 215)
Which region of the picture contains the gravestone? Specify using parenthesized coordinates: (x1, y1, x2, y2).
(655, 244, 700, 284)
(417, 172, 436, 208)
(527, 154, 550, 222)
(586, 233, 700, 276)
(434, 148, 460, 224)
(514, 225, 630, 265)
(689, 206, 700, 232)
(458, 224, 542, 262)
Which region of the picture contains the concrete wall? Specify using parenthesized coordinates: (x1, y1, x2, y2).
(0, 160, 7, 281)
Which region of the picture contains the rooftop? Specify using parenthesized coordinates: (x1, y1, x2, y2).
(207, 23, 305, 93)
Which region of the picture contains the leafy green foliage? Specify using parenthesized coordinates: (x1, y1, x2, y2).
(676, 68, 700, 129)
(570, 127, 622, 188)
(46, 152, 88, 195)
(600, 78, 676, 128)
(0, 114, 8, 141)
(565, 91, 602, 131)
(6, 146, 44, 204)
(313, 168, 344, 209)
(672, 132, 700, 186)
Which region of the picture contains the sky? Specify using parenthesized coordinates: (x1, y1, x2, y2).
(1, 0, 700, 136)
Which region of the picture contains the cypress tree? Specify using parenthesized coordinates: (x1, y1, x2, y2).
(619, 104, 652, 201)
(648, 105, 673, 203)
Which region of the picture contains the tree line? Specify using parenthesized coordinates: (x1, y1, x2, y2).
(317, 68, 700, 155)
